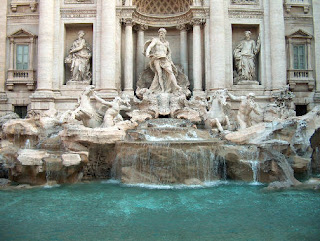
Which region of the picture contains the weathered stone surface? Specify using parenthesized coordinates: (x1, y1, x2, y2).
(60, 124, 127, 145)
(0, 113, 20, 128)
(17, 149, 49, 166)
(292, 156, 311, 174)
(3, 119, 39, 136)
(62, 154, 82, 167)
(225, 123, 267, 144)
(43, 157, 63, 172)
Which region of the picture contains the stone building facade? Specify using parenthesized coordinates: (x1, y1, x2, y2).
(0, 0, 319, 117)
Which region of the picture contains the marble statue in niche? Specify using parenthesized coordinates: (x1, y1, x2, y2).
(233, 30, 260, 85)
(65, 30, 92, 83)
(145, 28, 182, 93)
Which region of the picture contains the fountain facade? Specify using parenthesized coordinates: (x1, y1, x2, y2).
(0, 1, 319, 189)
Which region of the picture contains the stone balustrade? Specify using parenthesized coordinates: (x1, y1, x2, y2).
(7, 69, 36, 91)
(287, 69, 315, 91)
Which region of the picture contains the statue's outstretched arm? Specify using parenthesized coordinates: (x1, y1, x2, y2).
(227, 91, 241, 101)
(93, 92, 113, 107)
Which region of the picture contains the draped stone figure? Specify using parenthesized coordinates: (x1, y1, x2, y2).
(65, 30, 92, 82)
(144, 28, 182, 93)
(233, 31, 260, 84)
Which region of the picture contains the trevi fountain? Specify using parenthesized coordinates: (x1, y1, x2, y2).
(0, 0, 320, 240)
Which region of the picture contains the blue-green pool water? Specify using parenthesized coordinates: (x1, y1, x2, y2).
(0, 181, 319, 241)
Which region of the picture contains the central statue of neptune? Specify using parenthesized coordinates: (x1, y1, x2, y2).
(145, 28, 182, 93)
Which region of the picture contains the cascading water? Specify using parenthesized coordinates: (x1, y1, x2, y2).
(24, 139, 31, 149)
(112, 119, 226, 185)
(249, 160, 260, 184)
(239, 148, 261, 184)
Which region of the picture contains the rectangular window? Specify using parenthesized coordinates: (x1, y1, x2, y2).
(16, 45, 29, 70)
(293, 45, 306, 70)
(14, 106, 28, 119)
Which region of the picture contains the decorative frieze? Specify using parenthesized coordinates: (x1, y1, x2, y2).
(229, 9, 263, 19)
(231, 0, 259, 5)
(11, 0, 38, 12)
(60, 9, 96, 18)
(7, 14, 39, 21)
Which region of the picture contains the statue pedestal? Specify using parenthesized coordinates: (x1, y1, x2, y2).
(237, 80, 260, 85)
(66, 80, 91, 86)
(157, 93, 171, 116)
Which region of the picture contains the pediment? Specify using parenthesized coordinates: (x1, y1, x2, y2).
(8, 29, 37, 38)
(287, 29, 312, 39)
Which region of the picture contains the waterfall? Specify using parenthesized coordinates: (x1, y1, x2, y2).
(113, 141, 224, 184)
(249, 160, 260, 184)
(24, 139, 31, 149)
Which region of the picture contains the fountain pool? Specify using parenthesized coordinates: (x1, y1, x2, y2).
(0, 181, 319, 241)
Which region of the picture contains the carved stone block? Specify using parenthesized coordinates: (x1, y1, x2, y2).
(10, 0, 38, 12)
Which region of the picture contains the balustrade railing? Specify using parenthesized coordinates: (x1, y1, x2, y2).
(287, 69, 314, 91)
(7, 69, 36, 90)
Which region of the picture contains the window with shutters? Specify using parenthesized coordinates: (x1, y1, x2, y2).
(16, 45, 29, 70)
(286, 29, 314, 91)
(7, 29, 37, 91)
(293, 44, 306, 70)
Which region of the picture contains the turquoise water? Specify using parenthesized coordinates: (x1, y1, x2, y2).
(0, 181, 319, 241)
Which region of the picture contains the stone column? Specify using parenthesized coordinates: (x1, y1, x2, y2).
(29, 38, 34, 70)
(192, 20, 203, 92)
(135, 24, 147, 82)
(177, 24, 189, 76)
(314, 0, 320, 94)
(209, 0, 226, 90)
(307, 39, 312, 71)
(269, 0, 287, 90)
(123, 19, 134, 94)
(263, 0, 272, 91)
(288, 39, 293, 70)
(9, 39, 14, 70)
(204, 21, 210, 91)
(0, 1, 7, 101)
(100, 0, 117, 94)
(37, 0, 55, 91)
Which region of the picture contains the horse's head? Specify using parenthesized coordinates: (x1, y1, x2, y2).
(215, 90, 228, 106)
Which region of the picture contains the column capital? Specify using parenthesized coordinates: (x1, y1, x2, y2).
(176, 24, 190, 31)
(191, 18, 206, 26)
(121, 18, 135, 26)
(134, 24, 148, 32)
